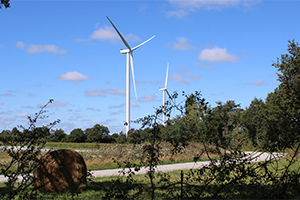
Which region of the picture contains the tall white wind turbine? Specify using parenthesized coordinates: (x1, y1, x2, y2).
(159, 63, 170, 126)
(107, 16, 155, 137)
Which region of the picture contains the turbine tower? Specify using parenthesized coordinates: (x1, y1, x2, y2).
(107, 16, 155, 137)
(159, 63, 170, 126)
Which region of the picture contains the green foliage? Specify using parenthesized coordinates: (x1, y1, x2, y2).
(68, 128, 86, 143)
(48, 128, 67, 142)
(241, 97, 265, 147)
(0, 0, 10, 9)
(104, 87, 300, 199)
(85, 124, 110, 143)
(272, 39, 300, 147)
(242, 40, 300, 151)
(115, 131, 126, 143)
(204, 100, 244, 150)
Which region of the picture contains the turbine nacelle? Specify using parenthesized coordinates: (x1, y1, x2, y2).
(120, 49, 131, 54)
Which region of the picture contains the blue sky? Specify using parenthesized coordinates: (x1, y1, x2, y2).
(0, 0, 299, 134)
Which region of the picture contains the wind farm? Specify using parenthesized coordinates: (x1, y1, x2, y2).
(1, 2, 300, 199)
(1, 1, 298, 135)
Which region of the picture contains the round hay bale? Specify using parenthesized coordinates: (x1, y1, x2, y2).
(34, 149, 87, 194)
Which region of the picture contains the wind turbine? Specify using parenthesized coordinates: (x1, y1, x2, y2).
(106, 16, 155, 137)
(159, 63, 170, 126)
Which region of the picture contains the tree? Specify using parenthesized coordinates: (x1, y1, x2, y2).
(85, 124, 110, 143)
(0, 0, 10, 9)
(241, 97, 266, 147)
(68, 128, 86, 143)
(126, 128, 142, 144)
(272, 39, 300, 146)
(49, 128, 67, 142)
(116, 131, 126, 143)
(0, 130, 11, 142)
(203, 100, 244, 150)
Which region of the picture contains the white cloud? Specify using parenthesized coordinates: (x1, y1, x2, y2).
(125, 33, 140, 42)
(77, 24, 140, 43)
(170, 74, 190, 85)
(16, 113, 28, 118)
(198, 47, 239, 63)
(169, 0, 240, 9)
(85, 88, 106, 97)
(57, 71, 92, 83)
(108, 103, 126, 109)
(130, 102, 139, 107)
(87, 107, 101, 112)
(0, 112, 10, 115)
(245, 79, 269, 86)
(109, 110, 123, 116)
(39, 100, 70, 108)
(0, 117, 16, 129)
(109, 87, 126, 96)
(186, 72, 202, 80)
(0, 101, 3, 105)
(16, 41, 67, 54)
(108, 102, 139, 109)
(139, 95, 158, 102)
(85, 87, 125, 97)
(167, 0, 260, 18)
(21, 105, 34, 109)
(16, 41, 26, 49)
(90, 25, 119, 41)
(194, 63, 219, 70)
(172, 37, 195, 51)
(138, 4, 148, 12)
(178, 67, 202, 80)
(0, 93, 13, 97)
(166, 9, 189, 19)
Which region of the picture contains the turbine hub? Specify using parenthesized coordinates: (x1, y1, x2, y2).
(120, 49, 130, 54)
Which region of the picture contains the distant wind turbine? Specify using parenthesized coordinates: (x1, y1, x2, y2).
(159, 63, 171, 126)
(106, 16, 155, 137)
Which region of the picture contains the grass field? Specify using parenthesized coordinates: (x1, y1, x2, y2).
(0, 142, 218, 171)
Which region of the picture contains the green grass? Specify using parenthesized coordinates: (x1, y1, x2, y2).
(46, 142, 102, 150)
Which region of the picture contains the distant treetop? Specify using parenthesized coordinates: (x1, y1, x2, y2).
(0, 0, 10, 9)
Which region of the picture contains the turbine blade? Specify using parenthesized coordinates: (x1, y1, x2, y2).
(106, 16, 131, 51)
(131, 35, 155, 51)
(130, 53, 138, 100)
(165, 63, 169, 89)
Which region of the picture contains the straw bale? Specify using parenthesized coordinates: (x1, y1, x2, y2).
(34, 149, 87, 193)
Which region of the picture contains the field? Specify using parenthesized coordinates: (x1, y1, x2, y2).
(0, 142, 217, 172)
(40, 142, 219, 170)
